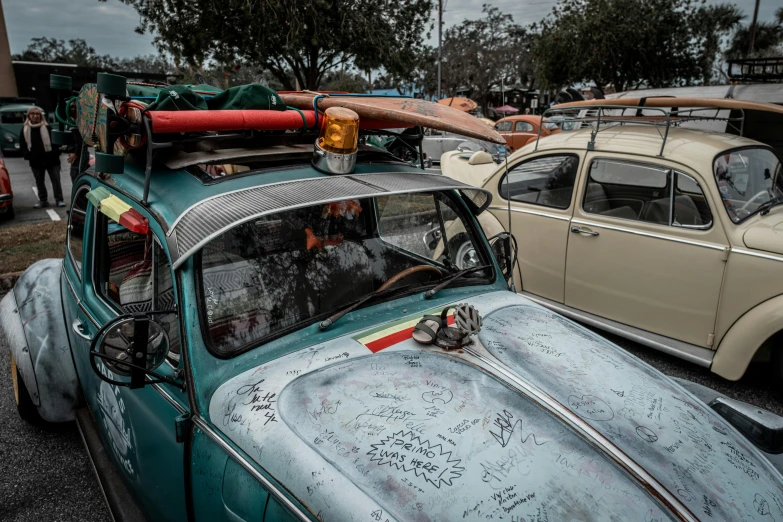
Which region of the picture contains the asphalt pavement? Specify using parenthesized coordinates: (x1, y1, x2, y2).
(1, 154, 73, 229)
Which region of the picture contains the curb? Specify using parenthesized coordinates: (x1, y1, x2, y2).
(0, 271, 22, 292)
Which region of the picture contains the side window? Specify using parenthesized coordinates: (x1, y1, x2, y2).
(499, 155, 579, 209)
(583, 159, 711, 228)
(495, 121, 512, 132)
(67, 187, 89, 277)
(515, 121, 534, 132)
(96, 216, 181, 363)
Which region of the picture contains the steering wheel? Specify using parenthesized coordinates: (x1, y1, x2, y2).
(378, 265, 442, 292)
(739, 190, 770, 212)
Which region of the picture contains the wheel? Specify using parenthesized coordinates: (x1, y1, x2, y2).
(769, 334, 783, 386)
(0, 203, 12, 220)
(448, 234, 480, 270)
(94, 152, 125, 174)
(49, 74, 72, 91)
(97, 72, 127, 98)
(9, 352, 47, 426)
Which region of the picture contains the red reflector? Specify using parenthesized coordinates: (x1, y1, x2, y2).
(118, 208, 149, 235)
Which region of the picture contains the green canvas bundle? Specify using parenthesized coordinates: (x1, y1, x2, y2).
(129, 83, 287, 112)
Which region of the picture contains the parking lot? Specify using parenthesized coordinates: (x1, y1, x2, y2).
(1, 154, 73, 229)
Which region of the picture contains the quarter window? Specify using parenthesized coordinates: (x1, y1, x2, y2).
(584, 159, 711, 227)
(67, 187, 88, 277)
(515, 121, 534, 132)
(499, 155, 579, 209)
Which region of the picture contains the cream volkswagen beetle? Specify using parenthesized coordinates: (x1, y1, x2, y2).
(440, 111, 783, 384)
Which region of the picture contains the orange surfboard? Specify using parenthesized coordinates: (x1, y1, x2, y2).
(280, 92, 505, 144)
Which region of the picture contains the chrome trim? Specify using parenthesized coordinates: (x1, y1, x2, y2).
(148, 382, 187, 415)
(312, 141, 357, 175)
(732, 248, 783, 263)
(571, 218, 726, 251)
(488, 205, 571, 221)
(191, 415, 311, 522)
(461, 345, 698, 522)
(62, 265, 101, 328)
(71, 319, 93, 341)
(521, 291, 715, 367)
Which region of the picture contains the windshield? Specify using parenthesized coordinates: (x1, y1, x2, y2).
(0, 111, 25, 124)
(714, 148, 783, 223)
(197, 191, 493, 355)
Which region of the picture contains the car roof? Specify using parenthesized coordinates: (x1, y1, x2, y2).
(527, 125, 763, 167)
(0, 103, 38, 112)
(496, 115, 542, 123)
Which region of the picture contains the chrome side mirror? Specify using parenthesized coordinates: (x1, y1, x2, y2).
(90, 315, 179, 390)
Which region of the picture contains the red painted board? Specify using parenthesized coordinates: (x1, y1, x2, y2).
(149, 109, 317, 133)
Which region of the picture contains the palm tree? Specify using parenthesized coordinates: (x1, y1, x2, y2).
(695, 4, 745, 85)
(725, 10, 783, 59)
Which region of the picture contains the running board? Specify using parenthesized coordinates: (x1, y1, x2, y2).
(520, 292, 715, 368)
(74, 407, 147, 522)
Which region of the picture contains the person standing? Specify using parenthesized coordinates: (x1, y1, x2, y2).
(20, 106, 64, 208)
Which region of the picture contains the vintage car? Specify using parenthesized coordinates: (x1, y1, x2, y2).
(4, 79, 783, 522)
(441, 100, 783, 385)
(0, 102, 40, 154)
(494, 115, 560, 152)
(0, 154, 12, 219)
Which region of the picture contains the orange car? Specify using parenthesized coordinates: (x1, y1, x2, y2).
(0, 156, 12, 220)
(494, 115, 560, 152)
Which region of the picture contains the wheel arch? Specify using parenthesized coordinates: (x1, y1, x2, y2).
(711, 292, 783, 381)
(0, 259, 80, 422)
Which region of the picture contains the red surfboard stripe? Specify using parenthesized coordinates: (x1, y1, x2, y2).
(364, 315, 455, 353)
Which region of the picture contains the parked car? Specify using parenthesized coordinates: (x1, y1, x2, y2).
(0, 102, 41, 154)
(442, 112, 783, 385)
(494, 114, 560, 152)
(0, 154, 13, 219)
(5, 82, 783, 522)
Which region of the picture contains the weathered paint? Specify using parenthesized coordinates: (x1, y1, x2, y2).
(0, 259, 79, 422)
(208, 291, 783, 521)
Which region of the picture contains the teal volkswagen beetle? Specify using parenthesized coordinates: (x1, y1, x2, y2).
(4, 75, 783, 521)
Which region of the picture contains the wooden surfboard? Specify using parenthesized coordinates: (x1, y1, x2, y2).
(556, 97, 783, 115)
(75, 83, 130, 156)
(280, 92, 505, 144)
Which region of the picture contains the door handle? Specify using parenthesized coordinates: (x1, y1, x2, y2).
(570, 226, 599, 236)
(72, 319, 93, 341)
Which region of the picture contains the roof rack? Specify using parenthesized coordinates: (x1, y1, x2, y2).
(535, 104, 746, 157)
(727, 57, 783, 83)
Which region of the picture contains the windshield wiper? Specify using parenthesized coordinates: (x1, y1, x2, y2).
(424, 264, 492, 299)
(318, 284, 418, 330)
(758, 196, 783, 216)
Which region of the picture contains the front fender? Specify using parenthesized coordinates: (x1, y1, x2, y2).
(0, 259, 79, 422)
(712, 293, 783, 381)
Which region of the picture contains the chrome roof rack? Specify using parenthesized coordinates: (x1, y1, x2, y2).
(535, 104, 746, 157)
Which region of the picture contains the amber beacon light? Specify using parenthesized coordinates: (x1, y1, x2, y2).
(313, 107, 359, 174)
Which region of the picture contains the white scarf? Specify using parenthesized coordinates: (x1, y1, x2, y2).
(23, 121, 51, 153)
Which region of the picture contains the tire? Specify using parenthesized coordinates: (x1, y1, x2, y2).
(769, 334, 783, 386)
(9, 352, 49, 427)
(447, 234, 480, 270)
(0, 204, 13, 221)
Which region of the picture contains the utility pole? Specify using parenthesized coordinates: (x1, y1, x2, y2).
(747, 0, 760, 56)
(437, 0, 442, 100)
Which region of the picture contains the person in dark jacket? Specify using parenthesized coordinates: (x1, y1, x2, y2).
(19, 106, 63, 208)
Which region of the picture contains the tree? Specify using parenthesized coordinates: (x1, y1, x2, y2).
(724, 14, 783, 59)
(112, 0, 433, 90)
(693, 4, 744, 85)
(13, 37, 115, 68)
(531, 0, 711, 91)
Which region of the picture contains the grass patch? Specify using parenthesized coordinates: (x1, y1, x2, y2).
(0, 221, 67, 274)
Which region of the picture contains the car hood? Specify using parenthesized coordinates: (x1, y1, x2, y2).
(744, 210, 783, 256)
(209, 292, 783, 521)
(441, 150, 498, 187)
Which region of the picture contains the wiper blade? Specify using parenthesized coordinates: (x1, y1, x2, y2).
(758, 196, 783, 216)
(424, 264, 492, 299)
(318, 284, 418, 330)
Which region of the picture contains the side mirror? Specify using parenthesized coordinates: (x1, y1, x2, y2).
(489, 232, 517, 285)
(90, 315, 177, 390)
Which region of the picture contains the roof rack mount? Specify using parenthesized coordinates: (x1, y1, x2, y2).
(536, 105, 746, 157)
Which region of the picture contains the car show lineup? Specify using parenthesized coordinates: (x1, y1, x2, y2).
(2, 72, 783, 522)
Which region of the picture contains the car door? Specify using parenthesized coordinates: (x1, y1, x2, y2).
(422, 128, 444, 162)
(565, 156, 729, 348)
(492, 153, 582, 302)
(75, 189, 190, 520)
(512, 120, 535, 150)
(63, 185, 91, 354)
(495, 120, 513, 150)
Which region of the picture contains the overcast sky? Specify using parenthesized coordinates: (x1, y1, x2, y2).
(3, 0, 779, 59)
